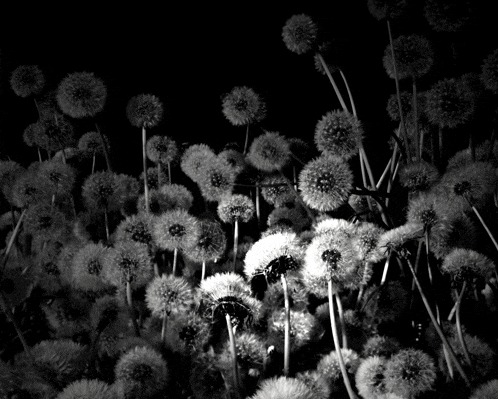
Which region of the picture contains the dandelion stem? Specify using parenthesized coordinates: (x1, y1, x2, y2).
(387, 19, 411, 162)
(201, 261, 206, 281)
(233, 219, 239, 271)
(0, 291, 33, 362)
(173, 247, 178, 276)
(317, 53, 349, 112)
(142, 126, 150, 215)
(413, 78, 420, 162)
(381, 253, 391, 285)
(328, 282, 358, 399)
(335, 293, 348, 349)
(281, 274, 291, 376)
(91, 151, 96, 174)
(95, 123, 112, 172)
(455, 282, 473, 370)
(168, 161, 172, 185)
(405, 257, 471, 387)
(126, 280, 141, 337)
(243, 124, 250, 155)
(471, 205, 498, 253)
(225, 313, 241, 399)
(161, 311, 168, 345)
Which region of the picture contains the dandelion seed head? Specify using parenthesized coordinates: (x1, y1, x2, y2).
(126, 94, 163, 128)
(221, 86, 266, 126)
(10, 64, 45, 98)
(282, 14, 318, 55)
(247, 131, 291, 172)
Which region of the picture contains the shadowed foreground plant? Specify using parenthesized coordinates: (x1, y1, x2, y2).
(114, 346, 168, 399)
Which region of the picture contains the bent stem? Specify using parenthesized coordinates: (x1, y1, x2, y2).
(281, 274, 291, 376)
(405, 257, 471, 387)
(225, 313, 241, 399)
(455, 281, 473, 371)
(328, 281, 358, 399)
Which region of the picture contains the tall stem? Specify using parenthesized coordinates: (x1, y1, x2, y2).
(126, 280, 141, 337)
(281, 274, 291, 376)
(317, 53, 349, 112)
(233, 220, 239, 271)
(161, 311, 168, 345)
(455, 282, 473, 370)
(387, 19, 411, 162)
(1, 209, 26, 271)
(172, 247, 178, 276)
(335, 293, 348, 349)
(405, 257, 471, 387)
(328, 282, 358, 399)
(413, 78, 420, 161)
(95, 123, 112, 172)
(243, 124, 250, 155)
(471, 205, 498, 253)
(201, 261, 206, 281)
(225, 313, 241, 399)
(142, 126, 150, 215)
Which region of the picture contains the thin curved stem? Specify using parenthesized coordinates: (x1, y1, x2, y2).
(233, 220, 239, 271)
(281, 274, 291, 376)
(126, 280, 141, 337)
(95, 123, 112, 172)
(328, 282, 358, 399)
(317, 53, 349, 112)
(455, 281, 473, 370)
(142, 126, 150, 215)
(335, 293, 348, 349)
(225, 313, 241, 399)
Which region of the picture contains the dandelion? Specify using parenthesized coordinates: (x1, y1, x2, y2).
(251, 376, 315, 399)
(362, 281, 411, 324)
(114, 213, 156, 253)
(221, 86, 266, 126)
(10, 169, 50, 209)
(219, 149, 247, 175)
(470, 379, 498, 399)
(55, 379, 118, 399)
(36, 117, 77, 154)
(199, 272, 262, 395)
(218, 194, 255, 224)
(145, 274, 195, 342)
(247, 131, 291, 172)
(78, 131, 111, 173)
(159, 184, 194, 211)
(267, 207, 310, 234)
(137, 188, 169, 215)
(383, 34, 434, 80)
(314, 217, 357, 240)
(367, 0, 412, 21)
(184, 219, 227, 279)
(481, 48, 498, 94)
(57, 71, 107, 118)
(115, 346, 168, 399)
(295, 370, 331, 399)
(10, 64, 45, 98)
(180, 143, 216, 182)
(384, 348, 436, 398)
(299, 155, 353, 212)
(146, 134, 178, 164)
(82, 171, 126, 212)
(316, 348, 361, 393)
(441, 248, 495, 289)
(377, 222, 422, 259)
(71, 242, 110, 293)
(260, 174, 292, 206)
(16, 339, 88, 389)
(424, 0, 477, 32)
(362, 335, 403, 358)
(37, 160, 76, 198)
(197, 156, 236, 202)
(282, 14, 318, 55)
(355, 356, 388, 399)
(153, 209, 200, 274)
(314, 110, 363, 160)
(425, 78, 474, 129)
(126, 94, 163, 129)
(398, 161, 439, 193)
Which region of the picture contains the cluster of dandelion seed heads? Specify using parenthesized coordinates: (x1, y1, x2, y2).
(10, 64, 45, 98)
(57, 71, 107, 118)
(299, 155, 353, 212)
(217, 194, 255, 224)
(260, 174, 292, 207)
(362, 335, 403, 358)
(316, 348, 361, 383)
(282, 14, 318, 55)
(55, 379, 117, 399)
(367, 0, 412, 21)
(160, 184, 194, 211)
(383, 34, 434, 80)
(441, 248, 495, 287)
(424, 0, 476, 32)
(184, 219, 227, 263)
(244, 231, 302, 284)
(24, 203, 66, 238)
(247, 131, 291, 172)
(38, 160, 76, 197)
(314, 110, 363, 159)
(78, 131, 109, 157)
(146, 135, 178, 164)
(221, 86, 266, 126)
(145, 274, 194, 317)
(218, 149, 246, 175)
(384, 348, 436, 398)
(152, 209, 200, 251)
(11, 170, 49, 208)
(126, 93, 164, 128)
(70, 242, 109, 292)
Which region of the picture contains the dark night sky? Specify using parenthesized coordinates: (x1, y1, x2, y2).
(1, 3, 497, 177)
